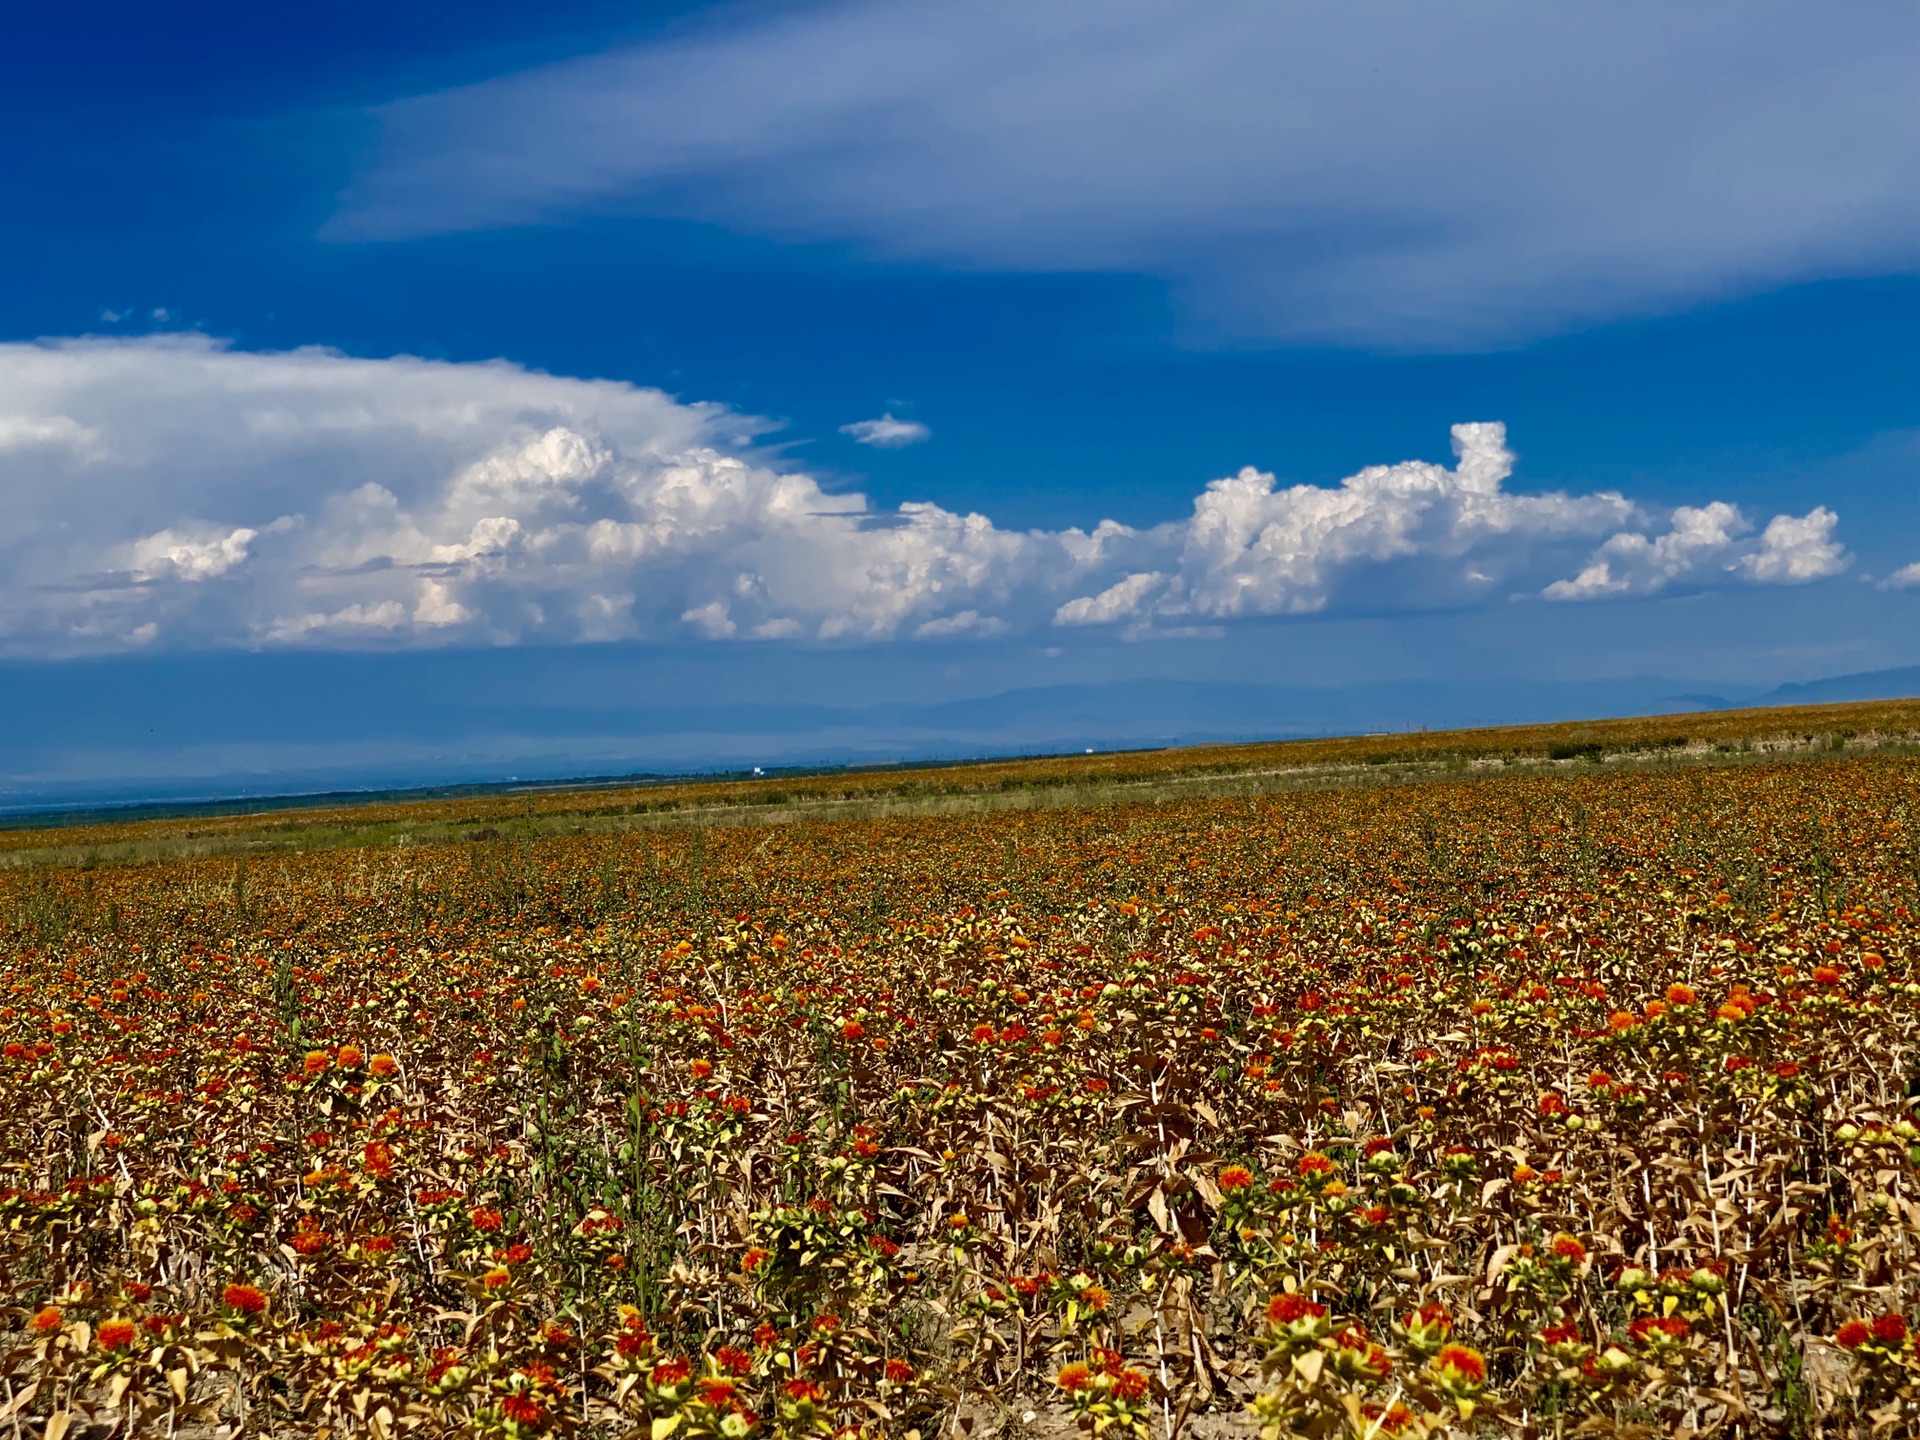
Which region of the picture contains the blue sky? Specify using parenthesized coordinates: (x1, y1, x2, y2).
(2, 1, 1917, 800)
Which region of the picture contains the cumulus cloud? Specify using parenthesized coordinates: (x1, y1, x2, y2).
(129, 525, 259, 582)
(842, 414, 930, 448)
(335, 1, 1920, 349)
(0, 335, 1853, 655)
(1883, 562, 1920, 591)
(1736, 508, 1847, 584)
(1545, 502, 1848, 600)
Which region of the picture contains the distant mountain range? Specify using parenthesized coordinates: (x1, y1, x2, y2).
(1747, 665, 1920, 707)
(0, 651, 1912, 813)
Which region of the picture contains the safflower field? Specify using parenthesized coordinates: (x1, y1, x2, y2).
(2, 740, 1918, 1438)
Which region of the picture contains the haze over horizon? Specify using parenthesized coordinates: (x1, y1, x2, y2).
(3, 1, 1916, 803)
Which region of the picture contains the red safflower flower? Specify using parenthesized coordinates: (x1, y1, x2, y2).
(222, 1283, 267, 1314)
(884, 1358, 915, 1384)
(715, 1346, 752, 1376)
(289, 1221, 330, 1256)
(1836, 1320, 1872, 1349)
(469, 1207, 504, 1232)
(1056, 1362, 1093, 1392)
(1266, 1293, 1328, 1326)
(336, 1044, 364, 1068)
(31, 1307, 64, 1332)
(369, 1053, 399, 1077)
(500, 1395, 545, 1425)
(96, 1318, 137, 1350)
(1628, 1315, 1690, 1345)
(1873, 1314, 1909, 1345)
(1218, 1165, 1254, 1192)
(1665, 984, 1696, 1008)
(653, 1357, 692, 1387)
(783, 1379, 825, 1404)
(1432, 1344, 1487, 1390)
(1112, 1368, 1151, 1400)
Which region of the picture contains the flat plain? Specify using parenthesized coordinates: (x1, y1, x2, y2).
(3, 699, 1919, 1437)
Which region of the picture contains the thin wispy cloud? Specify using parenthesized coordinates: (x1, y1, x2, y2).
(335, 0, 1920, 349)
(841, 414, 929, 448)
(0, 336, 1848, 656)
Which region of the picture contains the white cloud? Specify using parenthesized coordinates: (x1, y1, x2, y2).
(129, 524, 259, 582)
(1736, 507, 1847, 584)
(0, 335, 1855, 655)
(336, 1, 1920, 349)
(0, 415, 99, 454)
(1545, 501, 1848, 600)
(842, 414, 930, 448)
(1055, 573, 1165, 626)
(1167, 423, 1634, 619)
(914, 609, 1004, 638)
(1887, 562, 1920, 591)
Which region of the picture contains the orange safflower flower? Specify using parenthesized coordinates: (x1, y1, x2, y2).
(96, 1318, 137, 1350)
(1112, 1368, 1151, 1400)
(1550, 1234, 1587, 1264)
